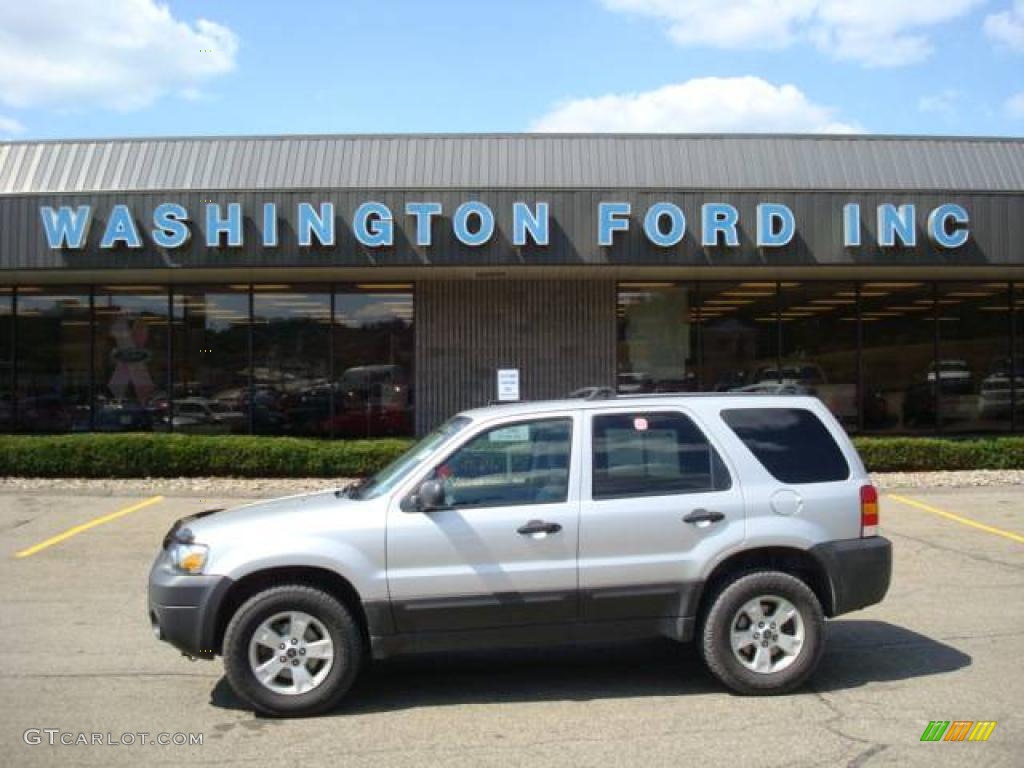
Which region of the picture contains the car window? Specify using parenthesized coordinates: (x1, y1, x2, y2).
(591, 411, 731, 500)
(721, 407, 850, 484)
(427, 418, 573, 509)
(357, 415, 472, 500)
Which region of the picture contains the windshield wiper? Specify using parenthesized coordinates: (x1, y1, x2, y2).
(337, 477, 373, 499)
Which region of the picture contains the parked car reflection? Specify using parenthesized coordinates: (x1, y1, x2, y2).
(157, 398, 246, 434)
(926, 360, 973, 395)
(318, 365, 412, 438)
(977, 357, 1024, 419)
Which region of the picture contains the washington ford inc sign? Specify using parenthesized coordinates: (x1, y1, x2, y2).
(39, 200, 970, 252)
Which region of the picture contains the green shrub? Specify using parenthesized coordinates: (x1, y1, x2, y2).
(0, 434, 1021, 478)
(852, 437, 1024, 472)
(0, 434, 415, 478)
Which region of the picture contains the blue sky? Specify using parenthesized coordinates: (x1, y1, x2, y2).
(0, 0, 1022, 139)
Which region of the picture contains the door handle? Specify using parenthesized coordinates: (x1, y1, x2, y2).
(517, 519, 563, 536)
(683, 509, 725, 524)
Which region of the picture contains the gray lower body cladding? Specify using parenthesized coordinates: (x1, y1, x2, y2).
(810, 536, 892, 616)
(148, 565, 233, 659)
(148, 537, 891, 661)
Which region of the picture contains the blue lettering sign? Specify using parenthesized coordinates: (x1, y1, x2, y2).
(405, 202, 442, 247)
(643, 202, 685, 247)
(843, 203, 861, 248)
(40, 205, 92, 249)
(100, 204, 142, 249)
(152, 203, 190, 249)
(927, 203, 969, 249)
(205, 203, 243, 247)
(262, 203, 278, 247)
(453, 201, 494, 247)
(877, 204, 916, 248)
(598, 202, 631, 246)
(756, 203, 795, 248)
(297, 202, 334, 247)
(512, 202, 549, 246)
(354, 202, 394, 247)
(702, 204, 740, 248)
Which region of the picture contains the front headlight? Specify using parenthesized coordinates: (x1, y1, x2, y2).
(169, 542, 209, 574)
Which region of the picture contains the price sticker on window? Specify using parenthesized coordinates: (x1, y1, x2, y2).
(633, 416, 648, 431)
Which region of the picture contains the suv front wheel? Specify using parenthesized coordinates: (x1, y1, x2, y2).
(223, 584, 364, 716)
(700, 570, 825, 695)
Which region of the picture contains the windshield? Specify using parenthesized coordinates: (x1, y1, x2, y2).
(351, 416, 472, 500)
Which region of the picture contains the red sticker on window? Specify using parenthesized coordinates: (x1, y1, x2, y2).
(634, 417, 648, 431)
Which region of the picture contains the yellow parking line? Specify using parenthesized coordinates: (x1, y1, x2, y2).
(14, 495, 165, 558)
(887, 493, 1024, 545)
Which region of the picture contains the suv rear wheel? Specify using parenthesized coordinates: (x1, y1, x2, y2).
(700, 570, 825, 695)
(223, 584, 364, 716)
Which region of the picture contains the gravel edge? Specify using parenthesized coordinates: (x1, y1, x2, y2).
(0, 470, 1020, 497)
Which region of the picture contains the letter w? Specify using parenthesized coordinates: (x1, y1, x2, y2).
(40, 206, 91, 249)
(920, 721, 949, 741)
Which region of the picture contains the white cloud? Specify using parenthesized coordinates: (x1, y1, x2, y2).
(602, 0, 984, 67)
(918, 89, 959, 115)
(1006, 92, 1024, 118)
(0, 114, 25, 135)
(531, 76, 859, 133)
(0, 0, 239, 111)
(985, 1, 1024, 50)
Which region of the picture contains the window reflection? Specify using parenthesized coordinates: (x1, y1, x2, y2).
(0, 279, 1017, 437)
(330, 285, 414, 438)
(0, 289, 12, 432)
(252, 287, 331, 437)
(93, 286, 169, 432)
(170, 286, 250, 434)
(777, 282, 859, 430)
(0, 288, 12, 434)
(616, 283, 696, 393)
(859, 283, 937, 433)
(1017, 285, 1024, 432)
(14, 287, 91, 433)
(698, 282, 779, 392)
(937, 283, 1012, 433)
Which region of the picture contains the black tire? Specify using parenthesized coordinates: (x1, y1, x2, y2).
(222, 584, 364, 716)
(700, 570, 825, 695)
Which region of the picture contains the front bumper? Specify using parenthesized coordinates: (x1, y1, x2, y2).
(148, 552, 232, 658)
(810, 536, 892, 617)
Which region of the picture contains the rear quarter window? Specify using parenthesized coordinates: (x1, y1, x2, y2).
(720, 407, 849, 484)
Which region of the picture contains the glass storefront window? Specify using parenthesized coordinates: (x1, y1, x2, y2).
(616, 283, 696, 393)
(331, 285, 414, 438)
(171, 286, 251, 434)
(777, 282, 859, 430)
(1017, 284, 1024, 432)
(0, 289, 12, 431)
(252, 287, 331, 437)
(14, 287, 91, 433)
(93, 286, 169, 432)
(935, 282, 1012, 433)
(698, 282, 779, 392)
(859, 282, 937, 433)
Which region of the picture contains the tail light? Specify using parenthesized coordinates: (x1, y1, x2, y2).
(860, 484, 879, 537)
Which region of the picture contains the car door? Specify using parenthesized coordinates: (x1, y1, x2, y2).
(387, 412, 581, 633)
(578, 406, 745, 627)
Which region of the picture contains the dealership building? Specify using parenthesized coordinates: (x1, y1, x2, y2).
(0, 133, 1022, 438)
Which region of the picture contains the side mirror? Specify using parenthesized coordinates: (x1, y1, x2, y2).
(417, 479, 446, 511)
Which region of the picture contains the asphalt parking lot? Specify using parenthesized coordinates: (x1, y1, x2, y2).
(0, 484, 1021, 768)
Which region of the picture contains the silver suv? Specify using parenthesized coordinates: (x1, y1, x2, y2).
(149, 395, 891, 716)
